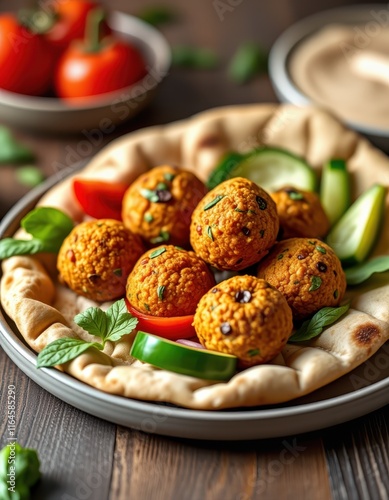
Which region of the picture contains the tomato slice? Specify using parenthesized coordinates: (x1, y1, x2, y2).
(126, 301, 196, 340)
(130, 331, 237, 381)
(73, 179, 128, 220)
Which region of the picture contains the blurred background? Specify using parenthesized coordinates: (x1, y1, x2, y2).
(0, 0, 382, 218)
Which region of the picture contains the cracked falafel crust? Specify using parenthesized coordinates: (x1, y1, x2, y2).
(257, 237, 346, 320)
(126, 245, 215, 317)
(271, 186, 330, 239)
(190, 177, 279, 271)
(121, 165, 208, 248)
(193, 275, 293, 367)
(57, 219, 146, 302)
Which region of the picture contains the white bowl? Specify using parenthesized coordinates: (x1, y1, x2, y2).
(268, 4, 389, 151)
(0, 11, 171, 134)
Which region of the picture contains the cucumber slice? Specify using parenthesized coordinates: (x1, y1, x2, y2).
(326, 184, 386, 266)
(320, 159, 351, 226)
(206, 152, 244, 189)
(130, 331, 237, 381)
(233, 147, 317, 192)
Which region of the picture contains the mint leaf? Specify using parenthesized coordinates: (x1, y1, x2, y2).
(0, 443, 40, 498)
(0, 238, 48, 259)
(138, 6, 176, 25)
(74, 307, 108, 339)
(105, 298, 138, 342)
(36, 338, 101, 368)
(228, 42, 268, 84)
(0, 126, 35, 164)
(172, 45, 218, 69)
(345, 256, 389, 285)
(289, 304, 350, 342)
(21, 206, 73, 243)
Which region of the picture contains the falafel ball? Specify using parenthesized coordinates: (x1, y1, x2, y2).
(271, 186, 330, 239)
(122, 165, 207, 248)
(57, 219, 145, 302)
(126, 245, 215, 317)
(257, 238, 346, 321)
(190, 177, 279, 271)
(193, 275, 293, 367)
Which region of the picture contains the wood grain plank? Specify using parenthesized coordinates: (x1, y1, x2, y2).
(110, 427, 332, 500)
(0, 349, 116, 500)
(323, 406, 389, 500)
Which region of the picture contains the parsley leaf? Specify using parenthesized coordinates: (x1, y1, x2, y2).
(345, 256, 389, 285)
(289, 304, 350, 342)
(37, 299, 138, 368)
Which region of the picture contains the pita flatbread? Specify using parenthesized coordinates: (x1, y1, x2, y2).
(1, 104, 389, 410)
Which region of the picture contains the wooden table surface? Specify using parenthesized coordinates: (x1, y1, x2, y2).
(1, 0, 388, 498)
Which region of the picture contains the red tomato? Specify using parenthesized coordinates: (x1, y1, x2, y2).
(126, 301, 196, 340)
(55, 7, 146, 100)
(43, 0, 110, 51)
(0, 14, 55, 95)
(55, 39, 147, 99)
(73, 178, 128, 220)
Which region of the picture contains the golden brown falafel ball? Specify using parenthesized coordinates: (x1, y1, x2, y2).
(190, 177, 279, 271)
(57, 219, 145, 302)
(122, 165, 207, 248)
(271, 186, 330, 239)
(257, 238, 346, 321)
(193, 275, 293, 367)
(126, 245, 215, 317)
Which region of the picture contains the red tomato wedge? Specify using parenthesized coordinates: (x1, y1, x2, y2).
(126, 301, 196, 340)
(73, 179, 128, 220)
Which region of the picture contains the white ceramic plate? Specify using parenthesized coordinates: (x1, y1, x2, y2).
(0, 11, 171, 133)
(1, 175, 389, 441)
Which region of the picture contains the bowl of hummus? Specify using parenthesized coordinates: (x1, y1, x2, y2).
(269, 4, 389, 151)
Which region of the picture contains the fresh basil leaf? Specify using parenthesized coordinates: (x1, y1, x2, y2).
(228, 42, 268, 84)
(74, 307, 108, 339)
(0, 237, 63, 259)
(16, 165, 45, 187)
(138, 6, 176, 25)
(21, 206, 74, 243)
(0, 443, 40, 498)
(289, 304, 350, 342)
(0, 126, 35, 164)
(345, 256, 389, 285)
(105, 298, 138, 342)
(36, 338, 101, 368)
(172, 45, 218, 69)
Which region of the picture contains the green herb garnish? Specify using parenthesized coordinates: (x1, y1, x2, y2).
(345, 256, 389, 285)
(150, 247, 166, 259)
(137, 6, 176, 26)
(37, 299, 138, 368)
(172, 45, 218, 69)
(164, 172, 175, 182)
(157, 285, 166, 300)
(247, 348, 260, 357)
(316, 245, 327, 254)
(150, 230, 170, 244)
(289, 304, 350, 342)
(140, 188, 159, 202)
(144, 213, 154, 223)
(16, 165, 44, 187)
(309, 276, 322, 291)
(0, 126, 35, 164)
(227, 42, 268, 84)
(204, 194, 225, 210)
(0, 207, 74, 260)
(207, 226, 214, 240)
(0, 442, 40, 499)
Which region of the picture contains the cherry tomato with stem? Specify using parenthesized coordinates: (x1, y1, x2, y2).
(0, 14, 55, 95)
(55, 8, 147, 100)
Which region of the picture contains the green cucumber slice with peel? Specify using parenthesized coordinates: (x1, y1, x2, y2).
(320, 159, 351, 226)
(207, 147, 317, 192)
(206, 152, 244, 189)
(130, 331, 237, 381)
(326, 184, 386, 266)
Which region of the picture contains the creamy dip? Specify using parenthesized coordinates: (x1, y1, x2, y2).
(289, 24, 389, 129)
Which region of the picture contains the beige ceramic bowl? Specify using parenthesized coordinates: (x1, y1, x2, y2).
(0, 11, 171, 134)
